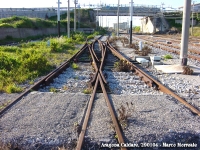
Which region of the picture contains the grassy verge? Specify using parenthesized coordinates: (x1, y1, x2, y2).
(0, 29, 107, 93)
(0, 33, 80, 93)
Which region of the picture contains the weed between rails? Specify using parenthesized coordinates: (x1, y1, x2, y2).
(182, 66, 193, 75)
(163, 54, 173, 60)
(114, 59, 133, 72)
(117, 102, 134, 129)
(0, 100, 11, 111)
(71, 62, 79, 70)
(82, 88, 92, 94)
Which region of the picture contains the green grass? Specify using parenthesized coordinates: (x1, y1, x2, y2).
(0, 11, 96, 29)
(190, 26, 200, 37)
(0, 16, 58, 28)
(71, 62, 79, 69)
(163, 54, 173, 59)
(6, 84, 23, 93)
(49, 87, 57, 93)
(0, 32, 94, 93)
(83, 88, 92, 94)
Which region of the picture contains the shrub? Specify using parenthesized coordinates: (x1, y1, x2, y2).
(163, 54, 173, 59)
(71, 62, 79, 69)
(49, 87, 57, 92)
(0, 23, 14, 28)
(50, 42, 59, 52)
(0, 46, 20, 53)
(83, 88, 92, 94)
(19, 51, 52, 74)
(182, 66, 193, 75)
(87, 34, 95, 40)
(73, 33, 85, 42)
(118, 102, 134, 129)
(13, 19, 33, 28)
(133, 26, 140, 32)
(68, 49, 78, 55)
(6, 84, 23, 93)
(114, 59, 132, 72)
(0, 53, 19, 71)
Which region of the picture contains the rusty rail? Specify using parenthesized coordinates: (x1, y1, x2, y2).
(107, 40, 200, 116)
(133, 36, 200, 61)
(76, 41, 126, 150)
(0, 43, 89, 117)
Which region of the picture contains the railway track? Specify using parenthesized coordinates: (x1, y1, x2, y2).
(0, 35, 200, 149)
(132, 35, 200, 61)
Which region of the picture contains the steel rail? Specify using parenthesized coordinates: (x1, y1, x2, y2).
(97, 40, 108, 84)
(89, 42, 107, 85)
(76, 41, 127, 150)
(45, 43, 89, 84)
(133, 36, 200, 61)
(107, 43, 155, 88)
(76, 73, 99, 150)
(0, 43, 88, 117)
(98, 73, 127, 150)
(107, 40, 200, 116)
(90, 40, 100, 62)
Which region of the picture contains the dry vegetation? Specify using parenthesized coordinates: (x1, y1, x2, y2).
(182, 66, 193, 75)
(117, 102, 134, 129)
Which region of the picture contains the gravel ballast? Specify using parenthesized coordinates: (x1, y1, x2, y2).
(0, 92, 90, 149)
(0, 35, 200, 150)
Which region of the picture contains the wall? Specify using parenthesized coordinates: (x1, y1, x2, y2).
(0, 10, 66, 19)
(0, 28, 95, 40)
(0, 28, 66, 40)
(140, 17, 154, 33)
(140, 16, 169, 34)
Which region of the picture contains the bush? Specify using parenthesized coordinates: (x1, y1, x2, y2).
(133, 26, 140, 32)
(73, 33, 85, 42)
(0, 23, 14, 28)
(114, 59, 132, 72)
(163, 54, 173, 59)
(71, 62, 79, 69)
(68, 49, 78, 55)
(14, 19, 34, 28)
(6, 84, 23, 93)
(0, 46, 20, 53)
(0, 53, 19, 71)
(19, 51, 52, 74)
(0, 32, 101, 93)
(87, 34, 95, 40)
(83, 88, 92, 94)
(50, 42, 59, 52)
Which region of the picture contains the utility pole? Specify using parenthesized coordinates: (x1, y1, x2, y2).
(130, 0, 133, 44)
(67, 0, 70, 38)
(78, 8, 80, 29)
(74, 0, 77, 32)
(180, 0, 191, 66)
(96, 9, 99, 29)
(191, 1, 195, 36)
(102, 15, 103, 27)
(117, 0, 120, 36)
(57, 0, 61, 37)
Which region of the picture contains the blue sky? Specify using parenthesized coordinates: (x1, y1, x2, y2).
(0, 0, 199, 9)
